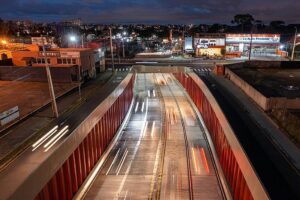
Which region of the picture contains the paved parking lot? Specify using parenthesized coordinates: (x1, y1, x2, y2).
(0, 81, 77, 129)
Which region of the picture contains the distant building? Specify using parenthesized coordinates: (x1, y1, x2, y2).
(31, 37, 58, 48)
(194, 34, 225, 57)
(225, 34, 281, 58)
(61, 18, 82, 27)
(11, 48, 98, 80)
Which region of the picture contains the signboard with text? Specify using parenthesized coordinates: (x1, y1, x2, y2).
(194, 38, 225, 48)
(0, 106, 20, 126)
(226, 34, 280, 44)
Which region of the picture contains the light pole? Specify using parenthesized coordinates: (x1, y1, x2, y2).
(248, 26, 254, 61)
(122, 31, 127, 58)
(69, 35, 82, 98)
(81, 33, 85, 48)
(291, 27, 298, 61)
(109, 27, 115, 72)
(42, 36, 59, 118)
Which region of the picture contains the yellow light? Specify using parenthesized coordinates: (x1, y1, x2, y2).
(1, 40, 7, 44)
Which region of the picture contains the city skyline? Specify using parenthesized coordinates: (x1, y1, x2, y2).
(0, 0, 299, 24)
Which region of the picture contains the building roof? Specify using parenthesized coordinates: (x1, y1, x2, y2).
(227, 62, 300, 98)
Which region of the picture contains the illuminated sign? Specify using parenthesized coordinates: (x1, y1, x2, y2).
(60, 52, 80, 58)
(185, 37, 193, 50)
(226, 34, 280, 44)
(194, 38, 225, 48)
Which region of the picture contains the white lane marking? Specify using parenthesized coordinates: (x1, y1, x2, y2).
(151, 121, 155, 138)
(141, 101, 145, 113)
(142, 121, 149, 138)
(114, 98, 149, 199)
(116, 149, 129, 175)
(134, 102, 139, 113)
(106, 148, 121, 175)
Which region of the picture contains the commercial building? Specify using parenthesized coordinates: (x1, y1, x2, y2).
(11, 48, 99, 80)
(225, 34, 281, 58)
(194, 34, 225, 57)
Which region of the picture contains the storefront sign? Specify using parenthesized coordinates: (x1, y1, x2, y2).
(195, 38, 225, 48)
(60, 51, 80, 58)
(226, 34, 280, 44)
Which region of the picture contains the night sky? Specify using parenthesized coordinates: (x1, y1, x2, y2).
(0, 0, 299, 24)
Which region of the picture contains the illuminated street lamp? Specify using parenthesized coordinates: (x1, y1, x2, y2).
(121, 32, 127, 59)
(69, 35, 78, 48)
(69, 34, 82, 96)
(1, 40, 7, 45)
(69, 35, 77, 42)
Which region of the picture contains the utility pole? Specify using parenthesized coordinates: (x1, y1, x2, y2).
(81, 33, 85, 48)
(122, 40, 125, 58)
(248, 31, 253, 61)
(42, 37, 59, 118)
(109, 27, 115, 72)
(291, 27, 298, 61)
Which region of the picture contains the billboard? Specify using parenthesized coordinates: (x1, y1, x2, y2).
(226, 34, 280, 44)
(194, 38, 225, 48)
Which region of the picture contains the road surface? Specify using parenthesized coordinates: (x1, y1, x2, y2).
(83, 73, 224, 200)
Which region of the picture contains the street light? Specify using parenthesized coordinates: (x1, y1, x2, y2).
(1, 40, 7, 45)
(109, 27, 115, 73)
(291, 27, 298, 61)
(69, 35, 82, 97)
(69, 35, 77, 42)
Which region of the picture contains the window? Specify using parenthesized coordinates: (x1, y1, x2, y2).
(67, 58, 71, 64)
(57, 58, 62, 64)
(72, 59, 76, 64)
(47, 58, 50, 64)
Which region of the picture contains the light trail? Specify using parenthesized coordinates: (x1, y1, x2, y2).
(32, 125, 58, 151)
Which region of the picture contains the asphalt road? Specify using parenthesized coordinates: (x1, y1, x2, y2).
(84, 73, 224, 200)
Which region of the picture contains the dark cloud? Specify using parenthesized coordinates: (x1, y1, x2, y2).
(0, 0, 299, 24)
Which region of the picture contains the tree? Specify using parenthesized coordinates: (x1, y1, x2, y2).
(270, 21, 285, 32)
(231, 14, 255, 32)
(270, 20, 285, 27)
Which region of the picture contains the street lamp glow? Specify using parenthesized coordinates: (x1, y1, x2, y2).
(69, 35, 77, 42)
(123, 31, 127, 36)
(279, 45, 285, 50)
(1, 40, 7, 44)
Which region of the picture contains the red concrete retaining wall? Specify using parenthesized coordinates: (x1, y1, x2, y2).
(33, 75, 134, 200)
